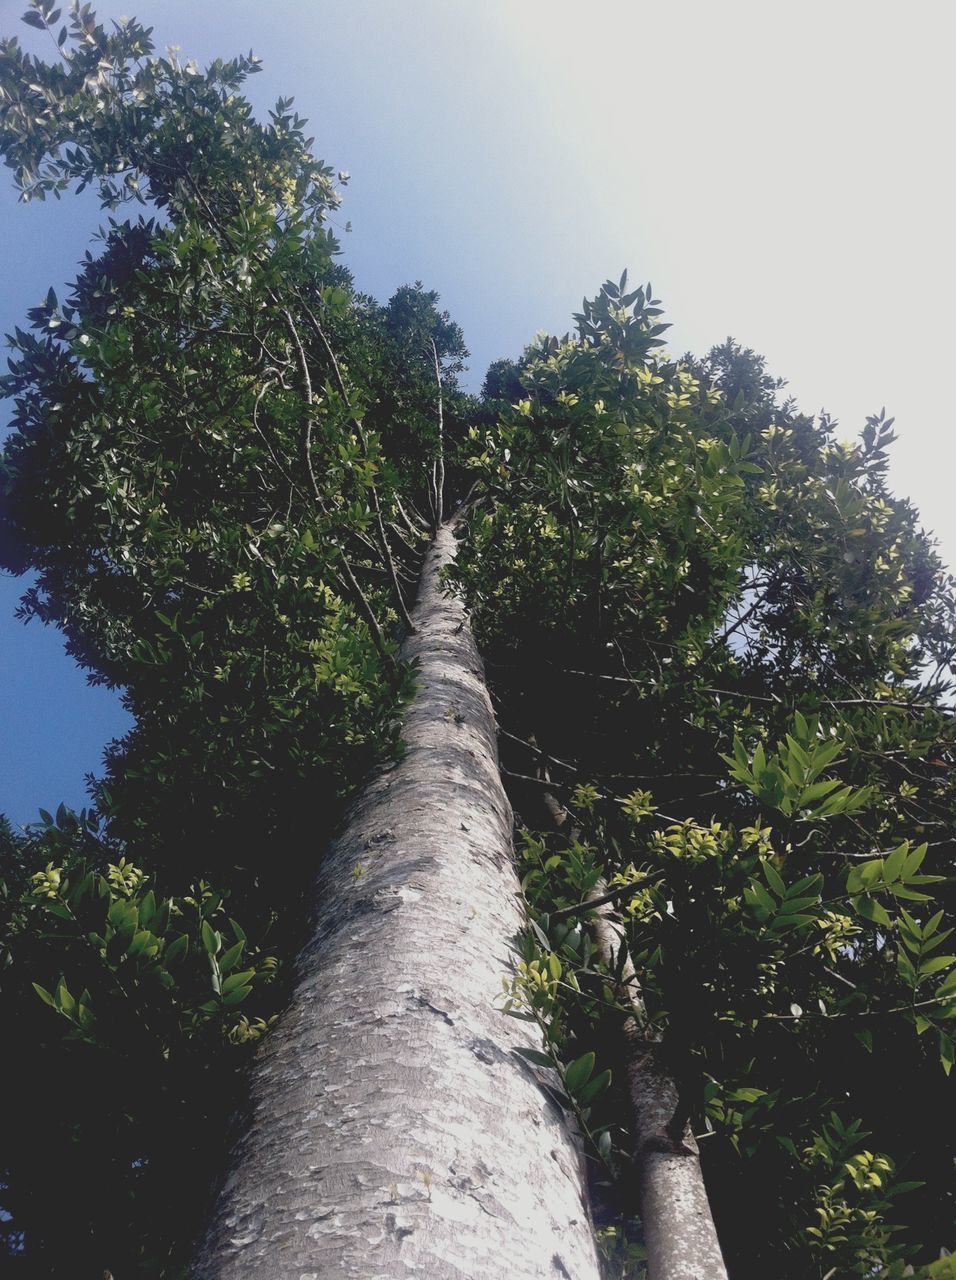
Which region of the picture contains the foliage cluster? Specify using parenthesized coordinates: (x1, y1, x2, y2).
(452, 277, 956, 1277)
(0, 806, 279, 1271)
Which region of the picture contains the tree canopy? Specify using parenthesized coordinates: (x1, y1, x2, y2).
(1, 6, 954, 1277)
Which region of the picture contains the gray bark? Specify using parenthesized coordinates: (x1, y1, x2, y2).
(589, 904, 728, 1280)
(191, 522, 603, 1280)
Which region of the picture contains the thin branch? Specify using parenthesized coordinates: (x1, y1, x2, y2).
(298, 299, 416, 634)
(299, 299, 349, 402)
(497, 728, 721, 784)
(281, 308, 326, 515)
(430, 336, 445, 530)
(395, 494, 428, 536)
(370, 490, 416, 634)
(333, 561, 396, 681)
(764, 993, 954, 1022)
(499, 769, 685, 825)
(251, 376, 301, 495)
(548, 875, 664, 923)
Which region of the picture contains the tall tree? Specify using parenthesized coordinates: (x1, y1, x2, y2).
(0, 8, 597, 1276)
(1, 7, 955, 1279)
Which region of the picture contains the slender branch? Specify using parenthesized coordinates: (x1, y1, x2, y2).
(298, 299, 416, 634)
(548, 875, 664, 923)
(371, 493, 416, 633)
(395, 494, 428, 536)
(500, 769, 685, 825)
(281, 308, 326, 515)
(299, 299, 349, 402)
(715, 590, 766, 647)
(251, 376, 302, 496)
(764, 993, 955, 1022)
(430, 337, 445, 530)
(498, 728, 578, 777)
(703, 686, 950, 714)
(497, 728, 720, 783)
(333, 562, 396, 681)
(283, 309, 395, 670)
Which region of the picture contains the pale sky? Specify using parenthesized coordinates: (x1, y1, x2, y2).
(1, 0, 953, 821)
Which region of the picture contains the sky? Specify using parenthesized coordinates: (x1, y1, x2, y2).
(1, 0, 954, 825)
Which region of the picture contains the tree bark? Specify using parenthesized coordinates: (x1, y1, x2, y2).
(191, 522, 602, 1280)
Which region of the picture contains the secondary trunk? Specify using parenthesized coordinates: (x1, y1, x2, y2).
(190, 522, 602, 1279)
(589, 901, 728, 1280)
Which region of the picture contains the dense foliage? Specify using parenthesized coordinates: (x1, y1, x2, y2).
(453, 283, 956, 1277)
(0, 5, 466, 1272)
(1, 5, 953, 1277)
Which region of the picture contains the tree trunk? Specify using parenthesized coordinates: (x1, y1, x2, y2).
(589, 902, 728, 1280)
(191, 522, 603, 1280)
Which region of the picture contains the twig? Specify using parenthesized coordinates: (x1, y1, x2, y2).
(548, 875, 665, 923)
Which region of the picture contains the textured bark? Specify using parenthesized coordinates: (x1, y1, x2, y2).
(589, 904, 728, 1280)
(191, 522, 602, 1280)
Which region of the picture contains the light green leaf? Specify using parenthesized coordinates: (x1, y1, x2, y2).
(565, 1051, 596, 1093)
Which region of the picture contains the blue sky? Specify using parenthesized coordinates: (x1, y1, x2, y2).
(1, 0, 954, 824)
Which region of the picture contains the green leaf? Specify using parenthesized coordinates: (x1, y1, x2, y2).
(730, 1087, 767, 1103)
(785, 735, 811, 772)
(222, 985, 253, 1006)
(923, 910, 946, 938)
(127, 929, 158, 958)
(762, 860, 786, 898)
(577, 1068, 612, 1105)
(218, 939, 246, 974)
(769, 911, 818, 930)
(808, 739, 843, 774)
(54, 978, 75, 1016)
(222, 968, 255, 994)
(882, 841, 909, 884)
(888, 883, 932, 902)
(514, 1046, 554, 1069)
(902, 843, 929, 879)
(800, 778, 842, 805)
(164, 933, 189, 965)
(940, 1032, 954, 1076)
(138, 889, 157, 926)
(852, 895, 893, 929)
(108, 898, 138, 935)
(42, 900, 73, 921)
(201, 920, 221, 955)
(565, 1051, 595, 1093)
(32, 982, 56, 1008)
(811, 785, 856, 817)
(786, 873, 823, 899)
(778, 895, 821, 916)
(749, 880, 777, 915)
(847, 859, 884, 893)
